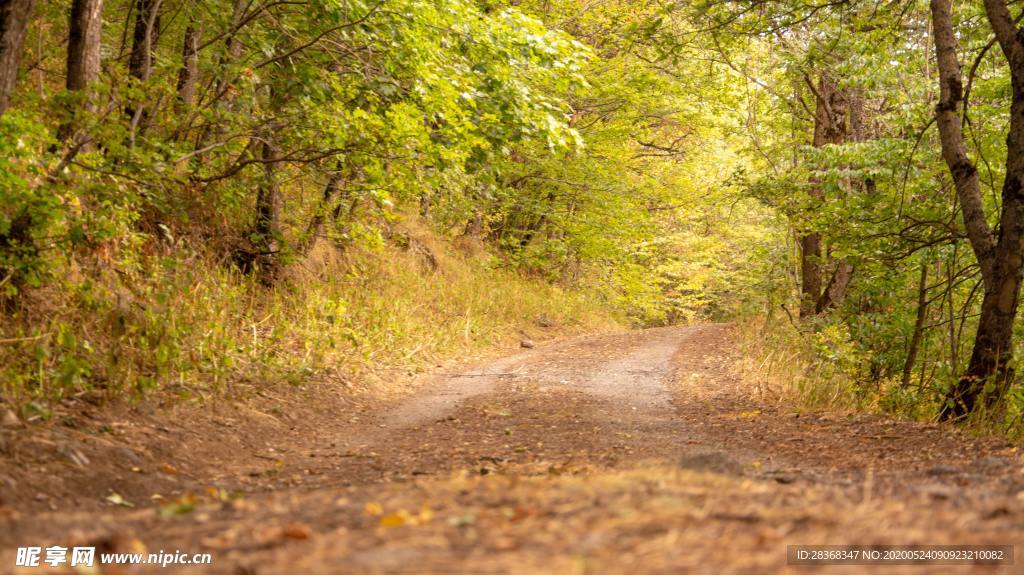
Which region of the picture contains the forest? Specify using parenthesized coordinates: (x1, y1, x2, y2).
(3, 0, 1024, 429)
(2, 0, 1024, 571)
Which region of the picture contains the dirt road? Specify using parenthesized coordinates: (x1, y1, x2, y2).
(3, 324, 1024, 573)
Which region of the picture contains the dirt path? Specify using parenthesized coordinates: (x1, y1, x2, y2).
(3, 324, 1024, 573)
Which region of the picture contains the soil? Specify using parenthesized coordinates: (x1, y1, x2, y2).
(2, 324, 1024, 574)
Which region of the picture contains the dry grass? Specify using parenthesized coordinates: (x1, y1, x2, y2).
(733, 316, 869, 413)
(0, 217, 622, 411)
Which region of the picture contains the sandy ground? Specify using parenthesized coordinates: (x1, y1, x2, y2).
(2, 324, 1024, 573)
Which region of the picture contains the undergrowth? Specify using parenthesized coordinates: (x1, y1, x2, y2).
(0, 222, 621, 420)
(736, 316, 1024, 439)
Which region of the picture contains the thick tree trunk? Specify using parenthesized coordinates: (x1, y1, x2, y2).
(811, 91, 868, 313)
(931, 0, 1024, 419)
(65, 0, 103, 94)
(953, 112, 1024, 415)
(58, 0, 104, 142)
(813, 88, 869, 315)
(0, 0, 35, 116)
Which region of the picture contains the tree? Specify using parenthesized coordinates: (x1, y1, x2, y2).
(125, 0, 162, 142)
(174, 16, 199, 109)
(0, 0, 34, 116)
(800, 72, 849, 318)
(58, 0, 104, 142)
(930, 0, 1024, 419)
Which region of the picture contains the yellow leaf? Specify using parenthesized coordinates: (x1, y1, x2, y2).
(364, 501, 383, 516)
(380, 513, 406, 527)
(418, 505, 434, 523)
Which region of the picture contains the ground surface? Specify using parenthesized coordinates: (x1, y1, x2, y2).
(2, 324, 1024, 573)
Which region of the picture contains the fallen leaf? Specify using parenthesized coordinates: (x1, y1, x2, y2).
(283, 523, 312, 539)
(105, 493, 134, 507)
(448, 512, 476, 526)
(159, 494, 196, 517)
(380, 513, 406, 527)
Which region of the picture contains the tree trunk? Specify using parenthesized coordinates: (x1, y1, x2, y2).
(946, 257, 960, 375)
(813, 87, 869, 315)
(815, 260, 854, 313)
(127, 0, 159, 82)
(464, 210, 484, 238)
(0, 0, 35, 116)
(931, 0, 1024, 419)
(252, 133, 281, 283)
(65, 0, 103, 95)
(125, 0, 160, 142)
(58, 0, 104, 142)
(299, 167, 345, 255)
(175, 18, 199, 109)
(902, 264, 929, 387)
(799, 232, 823, 317)
(419, 192, 431, 218)
(799, 72, 847, 318)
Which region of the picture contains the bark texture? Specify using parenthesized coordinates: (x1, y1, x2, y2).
(175, 18, 199, 108)
(252, 134, 281, 283)
(931, 0, 1024, 419)
(0, 0, 34, 116)
(59, 0, 104, 142)
(65, 0, 103, 92)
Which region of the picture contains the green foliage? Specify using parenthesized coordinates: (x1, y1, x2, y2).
(0, 0, 826, 410)
(0, 227, 620, 406)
